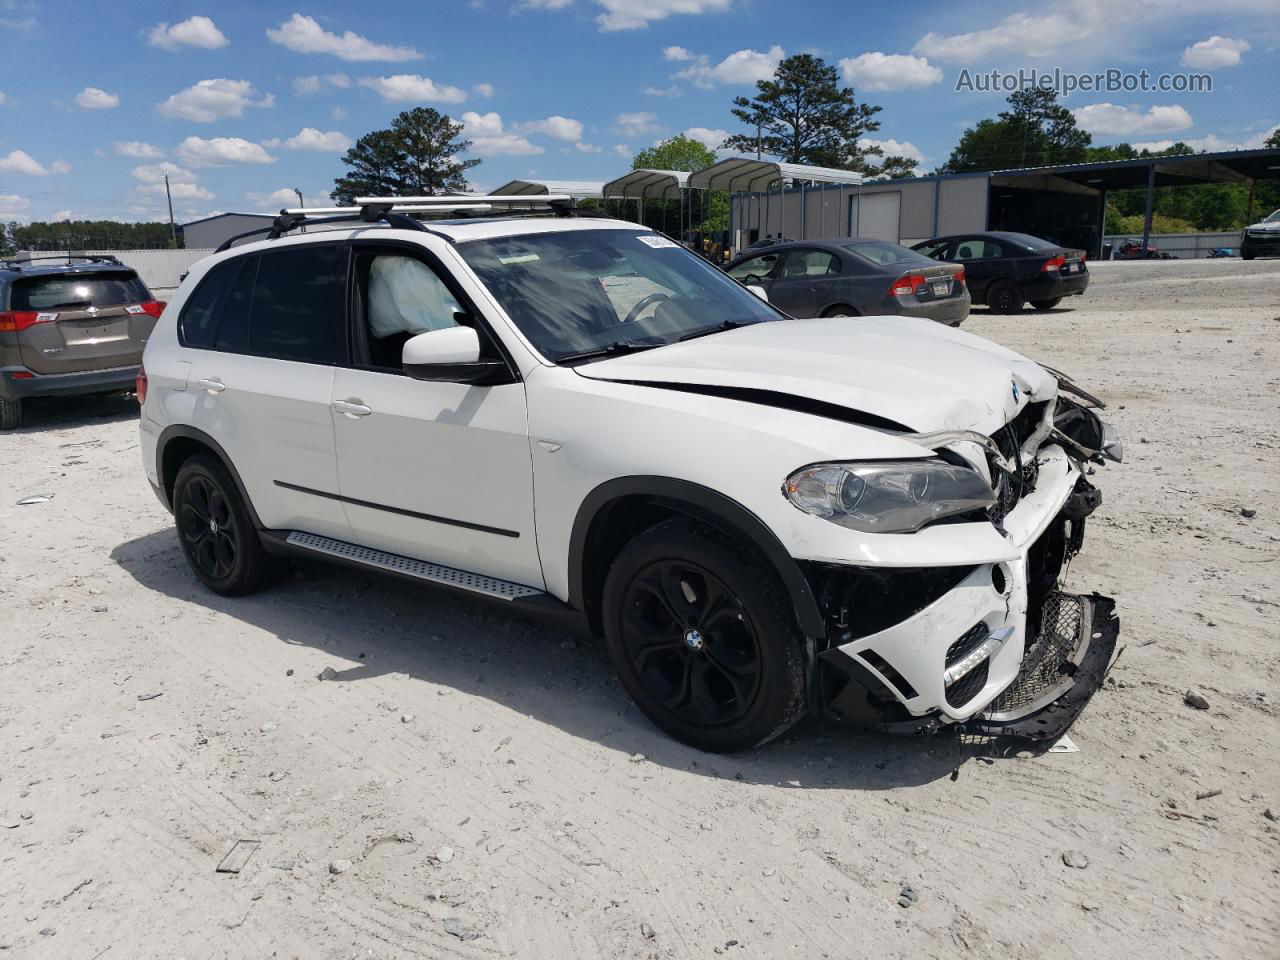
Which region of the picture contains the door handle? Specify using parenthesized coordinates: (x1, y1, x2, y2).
(195, 377, 225, 395)
(332, 399, 372, 418)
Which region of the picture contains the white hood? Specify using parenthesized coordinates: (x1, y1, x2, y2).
(577, 315, 1056, 435)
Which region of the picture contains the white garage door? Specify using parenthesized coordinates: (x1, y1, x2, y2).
(853, 192, 901, 243)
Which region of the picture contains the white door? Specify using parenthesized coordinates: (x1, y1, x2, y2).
(180, 246, 349, 539)
(854, 192, 902, 243)
(330, 244, 543, 588)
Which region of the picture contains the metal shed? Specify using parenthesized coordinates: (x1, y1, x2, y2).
(691, 157, 864, 244)
(491, 179, 604, 199)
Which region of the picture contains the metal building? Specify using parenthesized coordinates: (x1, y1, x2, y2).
(178, 213, 276, 251)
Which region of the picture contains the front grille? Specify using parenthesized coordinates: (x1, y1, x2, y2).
(946, 622, 988, 668)
(984, 592, 1083, 716)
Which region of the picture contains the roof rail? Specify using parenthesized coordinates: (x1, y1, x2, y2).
(1, 253, 124, 270)
(213, 193, 593, 253)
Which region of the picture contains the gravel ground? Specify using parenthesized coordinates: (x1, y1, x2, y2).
(1, 257, 1277, 959)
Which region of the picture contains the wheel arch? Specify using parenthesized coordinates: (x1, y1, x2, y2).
(156, 424, 264, 529)
(567, 476, 825, 641)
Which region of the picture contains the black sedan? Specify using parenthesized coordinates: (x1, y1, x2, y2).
(723, 238, 970, 326)
(910, 231, 1088, 313)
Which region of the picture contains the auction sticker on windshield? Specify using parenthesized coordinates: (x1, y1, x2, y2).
(638, 235, 679, 248)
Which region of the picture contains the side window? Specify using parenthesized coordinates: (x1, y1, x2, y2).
(178, 259, 240, 348)
(953, 238, 1003, 260)
(914, 240, 950, 260)
(245, 245, 346, 365)
(358, 252, 464, 370)
(726, 253, 778, 282)
(214, 256, 255, 354)
(780, 248, 840, 278)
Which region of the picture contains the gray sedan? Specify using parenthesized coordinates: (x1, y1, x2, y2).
(723, 238, 970, 325)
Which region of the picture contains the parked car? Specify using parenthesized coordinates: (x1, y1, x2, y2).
(1240, 209, 1280, 260)
(911, 232, 1088, 314)
(723, 238, 970, 325)
(139, 197, 1120, 753)
(1, 254, 164, 429)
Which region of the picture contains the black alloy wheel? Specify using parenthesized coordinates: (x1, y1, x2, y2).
(180, 474, 238, 580)
(987, 281, 1024, 313)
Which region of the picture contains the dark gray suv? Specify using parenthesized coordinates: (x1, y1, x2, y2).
(0, 255, 163, 428)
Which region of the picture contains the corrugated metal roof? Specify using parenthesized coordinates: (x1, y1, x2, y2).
(602, 169, 690, 199)
(491, 179, 605, 199)
(688, 157, 863, 192)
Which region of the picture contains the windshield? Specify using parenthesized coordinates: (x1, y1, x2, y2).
(10, 271, 149, 310)
(457, 229, 778, 362)
(1265, 210, 1280, 223)
(844, 240, 934, 267)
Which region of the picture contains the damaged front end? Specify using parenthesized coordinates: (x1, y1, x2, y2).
(806, 372, 1122, 741)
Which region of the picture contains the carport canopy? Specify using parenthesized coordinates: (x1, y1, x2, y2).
(491, 178, 604, 199)
(602, 169, 690, 199)
(688, 156, 864, 192)
(990, 147, 1280, 190)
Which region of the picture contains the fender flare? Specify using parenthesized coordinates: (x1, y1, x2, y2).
(155, 424, 264, 530)
(566, 476, 825, 639)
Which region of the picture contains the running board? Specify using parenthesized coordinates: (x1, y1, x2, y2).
(284, 531, 544, 601)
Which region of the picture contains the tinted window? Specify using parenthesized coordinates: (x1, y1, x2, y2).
(246, 245, 346, 364)
(952, 238, 1005, 259)
(215, 257, 256, 354)
(913, 240, 950, 259)
(178, 259, 241, 348)
(725, 252, 780, 281)
(999, 233, 1059, 251)
(779, 249, 840, 278)
(844, 241, 934, 267)
(11, 271, 149, 310)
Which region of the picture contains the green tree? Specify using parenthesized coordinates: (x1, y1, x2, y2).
(332, 108, 479, 203)
(9, 220, 174, 251)
(942, 89, 1091, 172)
(627, 135, 729, 233)
(722, 54, 890, 173)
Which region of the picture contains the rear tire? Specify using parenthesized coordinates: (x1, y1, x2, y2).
(173, 453, 279, 596)
(602, 519, 806, 753)
(987, 281, 1025, 313)
(0, 397, 21, 430)
(1030, 297, 1062, 310)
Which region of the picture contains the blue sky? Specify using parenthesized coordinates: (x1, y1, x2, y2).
(1, 0, 1277, 224)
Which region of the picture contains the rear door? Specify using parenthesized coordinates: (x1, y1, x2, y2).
(10, 270, 157, 374)
(768, 247, 843, 318)
(180, 243, 350, 539)
(949, 237, 1005, 301)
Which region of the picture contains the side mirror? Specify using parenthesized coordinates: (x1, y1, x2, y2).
(747, 284, 770, 303)
(402, 327, 511, 385)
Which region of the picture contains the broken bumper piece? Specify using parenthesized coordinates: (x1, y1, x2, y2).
(965, 592, 1119, 740)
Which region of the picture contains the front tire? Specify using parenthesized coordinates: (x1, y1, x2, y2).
(602, 520, 806, 753)
(0, 397, 21, 430)
(822, 304, 860, 318)
(1030, 297, 1062, 310)
(173, 453, 278, 596)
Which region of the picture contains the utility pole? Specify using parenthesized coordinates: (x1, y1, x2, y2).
(294, 188, 304, 208)
(163, 174, 176, 247)
(756, 123, 762, 161)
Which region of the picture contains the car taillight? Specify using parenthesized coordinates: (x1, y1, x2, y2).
(952, 268, 965, 287)
(135, 366, 148, 405)
(140, 300, 165, 318)
(889, 273, 926, 297)
(0, 310, 43, 332)
(1040, 255, 1065, 273)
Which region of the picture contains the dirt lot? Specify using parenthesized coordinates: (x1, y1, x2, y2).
(1, 257, 1277, 960)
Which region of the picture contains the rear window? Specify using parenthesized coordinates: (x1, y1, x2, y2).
(844, 241, 933, 267)
(10, 271, 150, 310)
(999, 233, 1059, 252)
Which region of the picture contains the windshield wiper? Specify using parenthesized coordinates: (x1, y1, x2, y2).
(557, 340, 664, 365)
(677, 319, 758, 342)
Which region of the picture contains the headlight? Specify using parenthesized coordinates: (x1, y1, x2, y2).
(783, 461, 995, 534)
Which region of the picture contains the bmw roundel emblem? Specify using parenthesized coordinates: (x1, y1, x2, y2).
(1011, 380, 1020, 401)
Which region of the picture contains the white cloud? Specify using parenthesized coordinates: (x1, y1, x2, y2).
(913, 1, 1113, 63)
(0, 91, 7, 105)
(643, 84, 680, 97)
(281, 127, 352, 151)
(1133, 124, 1279, 153)
(49, 159, 71, 175)
(1072, 103, 1193, 136)
(461, 111, 543, 155)
(358, 74, 468, 103)
(331, 105, 347, 120)
(177, 136, 276, 166)
(293, 73, 351, 94)
(162, 182, 216, 201)
(156, 79, 273, 123)
(615, 111, 661, 137)
(326, 73, 351, 88)
(0, 149, 60, 176)
(0, 194, 31, 215)
(131, 162, 198, 185)
(115, 141, 164, 159)
(595, 0, 730, 31)
(1182, 35, 1250, 69)
(521, 0, 574, 7)
(148, 15, 228, 50)
(864, 137, 925, 164)
(52, 209, 72, 221)
(572, 142, 602, 153)
(515, 115, 584, 141)
(682, 126, 729, 150)
(675, 46, 782, 89)
(267, 13, 420, 62)
(75, 86, 119, 109)
(249, 187, 306, 209)
(839, 52, 941, 92)
(663, 45, 694, 61)
(473, 82, 495, 98)
(611, 144, 630, 158)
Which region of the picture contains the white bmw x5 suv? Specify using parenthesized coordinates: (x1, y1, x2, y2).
(138, 196, 1121, 753)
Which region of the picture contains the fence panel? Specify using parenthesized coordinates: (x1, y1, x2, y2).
(1101, 232, 1239, 259)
